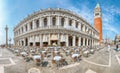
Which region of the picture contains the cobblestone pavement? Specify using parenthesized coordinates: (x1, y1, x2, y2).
(0, 46, 120, 73)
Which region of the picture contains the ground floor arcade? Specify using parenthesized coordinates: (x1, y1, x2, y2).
(14, 33, 99, 47)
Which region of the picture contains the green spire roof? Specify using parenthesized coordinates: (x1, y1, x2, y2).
(95, 3, 100, 8)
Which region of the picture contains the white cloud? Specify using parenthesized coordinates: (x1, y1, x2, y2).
(102, 6, 119, 34)
(105, 5, 120, 15)
(102, 5, 120, 39)
(68, 6, 93, 25)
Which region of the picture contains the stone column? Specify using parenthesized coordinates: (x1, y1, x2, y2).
(33, 20, 36, 29)
(83, 38, 85, 46)
(23, 26, 25, 33)
(33, 35, 35, 46)
(40, 17, 43, 27)
(86, 38, 88, 46)
(58, 34, 60, 46)
(47, 16, 51, 27)
(48, 34, 51, 45)
(92, 40, 94, 47)
(72, 20, 76, 28)
(64, 17, 69, 28)
(40, 34, 43, 47)
(56, 16, 60, 26)
(66, 34, 68, 46)
(73, 36, 75, 46)
(28, 23, 30, 31)
(79, 23, 81, 31)
(78, 37, 81, 46)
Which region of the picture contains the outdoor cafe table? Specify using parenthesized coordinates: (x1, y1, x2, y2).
(83, 50, 89, 54)
(42, 51, 46, 54)
(54, 56, 62, 61)
(14, 50, 19, 53)
(30, 50, 35, 53)
(72, 53, 80, 58)
(21, 52, 27, 55)
(54, 51, 59, 54)
(83, 50, 89, 57)
(33, 55, 41, 60)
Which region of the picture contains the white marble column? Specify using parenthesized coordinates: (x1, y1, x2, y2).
(78, 37, 81, 46)
(92, 40, 94, 47)
(33, 35, 35, 46)
(40, 17, 43, 27)
(86, 39, 88, 46)
(47, 16, 51, 27)
(72, 20, 76, 28)
(28, 36, 30, 46)
(83, 38, 85, 46)
(40, 34, 43, 47)
(58, 34, 60, 46)
(78, 23, 81, 31)
(73, 36, 75, 46)
(27, 23, 30, 31)
(33, 20, 36, 29)
(66, 34, 68, 46)
(83, 25, 85, 32)
(64, 17, 69, 28)
(23, 26, 25, 33)
(56, 16, 60, 26)
(48, 34, 51, 45)
(20, 40, 21, 46)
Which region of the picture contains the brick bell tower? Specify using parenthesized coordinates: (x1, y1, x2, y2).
(94, 3, 102, 44)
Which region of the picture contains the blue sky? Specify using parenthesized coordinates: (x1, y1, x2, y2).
(0, 0, 120, 44)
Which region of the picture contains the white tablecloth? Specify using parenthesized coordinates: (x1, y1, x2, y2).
(72, 54, 79, 58)
(84, 50, 89, 54)
(54, 51, 59, 54)
(15, 50, 19, 53)
(21, 52, 27, 55)
(30, 50, 35, 52)
(42, 51, 46, 54)
(66, 50, 70, 53)
(54, 56, 61, 61)
(33, 55, 41, 60)
(90, 49, 94, 52)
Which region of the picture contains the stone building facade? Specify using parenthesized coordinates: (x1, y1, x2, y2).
(14, 8, 99, 47)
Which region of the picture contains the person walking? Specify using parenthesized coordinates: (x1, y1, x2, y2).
(108, 44, 111, 52)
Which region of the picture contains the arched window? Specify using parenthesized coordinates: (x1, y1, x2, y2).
(76, 22, 78, 28)
(25, 25, 27, 31)
(44, 18, 47, 27)
(69, 19, 72, 26)
(21, 27, 23, 33)
(61, 17, 64, 26)
(36, 19, 39, 28)
(52, 17, 56, 26)
(19, 29, 20, 34)
(81, 24, 83, 31)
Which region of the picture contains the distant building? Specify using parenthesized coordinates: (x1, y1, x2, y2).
(115, 35, 120, 47)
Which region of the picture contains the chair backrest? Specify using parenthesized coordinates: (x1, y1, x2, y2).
(36, 59, 41, 62)
(52, 60, 56, 64)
